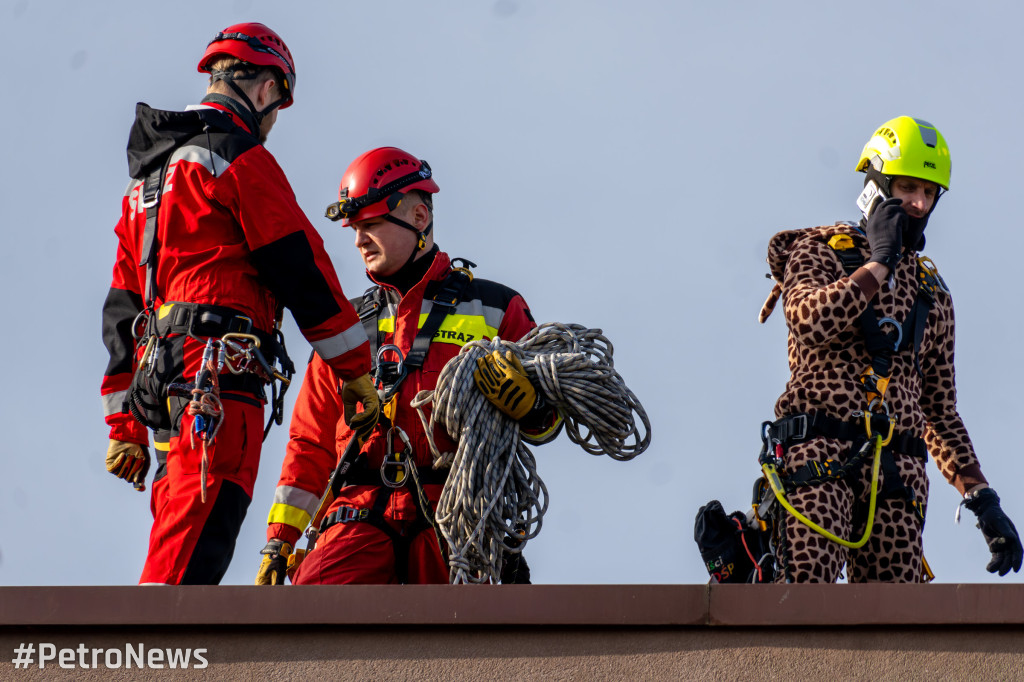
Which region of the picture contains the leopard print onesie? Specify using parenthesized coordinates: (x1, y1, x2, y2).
(759, 222, 986, 583)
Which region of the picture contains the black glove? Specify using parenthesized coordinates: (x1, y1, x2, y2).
(964, 488, 1023, 577)
(500, 529, 532, 584)
(864, 196, 906, 271)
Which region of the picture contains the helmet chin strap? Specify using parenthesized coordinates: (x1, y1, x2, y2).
(384, 214, 434, 270)
(864, 169, 943, 252)
(204, 67, 289, 138)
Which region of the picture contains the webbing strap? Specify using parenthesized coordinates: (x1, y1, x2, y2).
(902, 264, 937, 377)
(769, 412, 927, 459)
(832, 247, 897, 378)
(138, 167, 166, 308)
(831, 242, 937, 370)
(356, 287, 386, 363)
(405, 271, 471, 369)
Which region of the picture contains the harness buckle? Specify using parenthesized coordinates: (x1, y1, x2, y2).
(339, 506, 369, 523)
(782, 414, 808, 442)
(758, 421, 784, 467)
(141, 177, 161, 208)
(228, 315, 253, 335)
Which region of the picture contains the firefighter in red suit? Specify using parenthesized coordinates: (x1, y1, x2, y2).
(255, 147, 561, 585)
(101, 23, 378, 585)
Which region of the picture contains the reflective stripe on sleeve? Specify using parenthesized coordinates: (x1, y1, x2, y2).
(311, 323, 369, 360)
(102, 390, 128, 417)
(273, 484, 320, 515)
(267, 503, 312, 531)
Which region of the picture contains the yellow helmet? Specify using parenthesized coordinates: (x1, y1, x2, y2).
(855, 116, 951, 190)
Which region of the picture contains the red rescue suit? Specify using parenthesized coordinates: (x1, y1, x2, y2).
(267, 250, 551, 584)
(101, 102, 370, 585)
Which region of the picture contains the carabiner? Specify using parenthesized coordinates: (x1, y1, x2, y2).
(381, 426, 414, 488)
(877, 317, 903, 351)
(374, 344, 408, 402)
(131, 309, 152, 341)
(862, 408, 895, 447)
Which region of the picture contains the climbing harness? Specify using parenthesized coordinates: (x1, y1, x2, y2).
(289, 423, 451, 584)
(760, 421, 884, 550)
(751, 231, 941, 580)
(342, 258, 476, 424)
(127, 302, 294, 441)
(410, 322, 651, 584)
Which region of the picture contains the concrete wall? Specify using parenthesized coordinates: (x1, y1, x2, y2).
(2, 584, 1023, 680)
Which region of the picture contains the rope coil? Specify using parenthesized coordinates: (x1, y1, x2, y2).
(411, 322, 651, 584)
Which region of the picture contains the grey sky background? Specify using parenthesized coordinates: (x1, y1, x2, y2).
(2, 0, 1022, 586)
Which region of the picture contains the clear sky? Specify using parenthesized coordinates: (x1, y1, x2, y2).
(2, 0, 1022, 586)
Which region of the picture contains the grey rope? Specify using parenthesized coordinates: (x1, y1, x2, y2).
(410, 322, 651, 584)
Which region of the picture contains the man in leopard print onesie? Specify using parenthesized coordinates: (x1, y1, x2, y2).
(759, 116, 1022, 583)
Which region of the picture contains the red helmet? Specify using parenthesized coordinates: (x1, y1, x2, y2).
(198, 22, 295, 108)
(325, 147, 440, 226)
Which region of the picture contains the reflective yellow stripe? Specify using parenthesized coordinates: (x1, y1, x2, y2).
(267, 503, 311, 530)
(378, 313, 496, 345)
(153, 440, 170, 452)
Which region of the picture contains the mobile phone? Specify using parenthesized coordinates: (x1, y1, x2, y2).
(856, 180, 887, 220)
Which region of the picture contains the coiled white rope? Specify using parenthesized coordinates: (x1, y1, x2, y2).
(411, 322, 651, 584)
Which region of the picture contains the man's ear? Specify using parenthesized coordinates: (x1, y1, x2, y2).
(413, 202, 431, 230)
(256, 77, 278, 108)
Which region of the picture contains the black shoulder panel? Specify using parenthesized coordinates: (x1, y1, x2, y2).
(466, 277, 522, 310)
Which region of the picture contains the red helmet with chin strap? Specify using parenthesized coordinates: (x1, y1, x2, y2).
(325, 147, 440, 227)
(198, 22, 295, 108)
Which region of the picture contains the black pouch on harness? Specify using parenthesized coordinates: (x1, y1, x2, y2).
(124, 336, 186, 431)
(694, 500, 771, 584)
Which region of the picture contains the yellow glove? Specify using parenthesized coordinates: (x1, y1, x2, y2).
(341, 373, 381, 442)
(474, 350, 537, 421)
(255, 540, 293, 586)
(105, 440, 150, 492)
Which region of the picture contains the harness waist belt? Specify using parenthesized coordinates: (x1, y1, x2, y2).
(152, 302, 282, 361)
(772, 412, 927, 459)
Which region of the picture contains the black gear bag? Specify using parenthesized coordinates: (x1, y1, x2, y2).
(694, 500, 774, 584)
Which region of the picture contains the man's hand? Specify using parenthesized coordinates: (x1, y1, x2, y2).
(474, 350, 537, 421)
(340, 373, 381, 441)
(864, 196, 906, 271)
(255, 539, 293, 585)
(965, 488, 1023, 576)
(105, 440, 150, 492)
